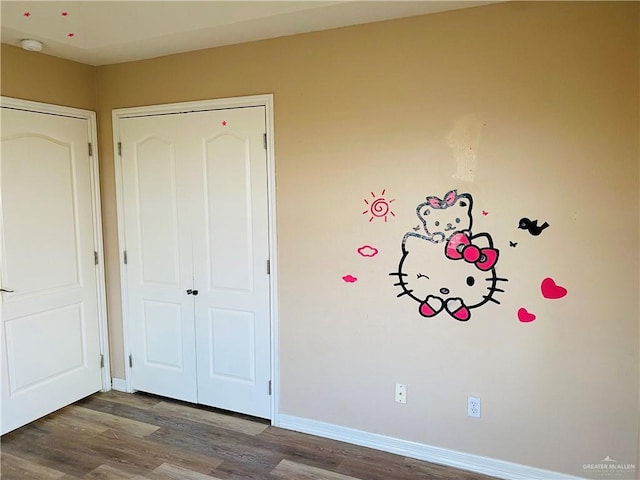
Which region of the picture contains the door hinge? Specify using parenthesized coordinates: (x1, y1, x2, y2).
(268, 380, 272, 396)
(94, 250, 99, 265)
(266, 259, 270, 275)
(129, 354, 133, 368)
(88, 142, 93, 156)
(117, 142, 122, 156)
(263, 133, 267, 150)
(123, 250, 128, 264)
(100, 354, 104, 368)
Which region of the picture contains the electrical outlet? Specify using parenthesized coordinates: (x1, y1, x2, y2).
(467, 396, 481, 418)
(395, 383, 407, 404)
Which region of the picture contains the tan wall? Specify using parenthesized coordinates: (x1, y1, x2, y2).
(1, 43, 97, 110)
(4, 2, 640, 477)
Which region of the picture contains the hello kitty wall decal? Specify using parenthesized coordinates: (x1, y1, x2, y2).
(390, 190, 507, 321)
(347, 187, 567, 323)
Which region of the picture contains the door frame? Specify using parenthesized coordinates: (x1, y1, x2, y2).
(0, 96, 111, 391)
(112, 94, 279, 422)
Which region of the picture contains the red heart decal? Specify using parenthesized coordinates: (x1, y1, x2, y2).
(517, 308, 536, 323)
(541, 277, 567, 299)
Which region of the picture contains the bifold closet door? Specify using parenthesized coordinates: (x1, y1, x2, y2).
(1, 107, 102, 434)
(120, 106, 271, 418)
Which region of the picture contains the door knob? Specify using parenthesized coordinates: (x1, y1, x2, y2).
(192, 290, 198, 296)
(186, 289, 193, 295)
(0, 288, 14, 293)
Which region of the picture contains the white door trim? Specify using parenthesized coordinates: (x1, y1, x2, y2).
(112, 94, 279, 423)
(0, 96, 111, 392)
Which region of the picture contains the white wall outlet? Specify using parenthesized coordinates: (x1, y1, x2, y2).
(468, 395, 481, 418)
(395, 383, 407, 404)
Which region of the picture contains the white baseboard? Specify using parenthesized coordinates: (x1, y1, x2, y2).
(277, 415, 585, 480)
(111, 378, 128, 392)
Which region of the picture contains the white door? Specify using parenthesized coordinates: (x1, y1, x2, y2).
(1, 107, 103, 434)
(190, 107, 271, 419)
(119, 115, 197, 403)
(119, 106, 271, 418)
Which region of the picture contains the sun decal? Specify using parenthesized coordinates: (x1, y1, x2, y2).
(363, 189, 395, 222)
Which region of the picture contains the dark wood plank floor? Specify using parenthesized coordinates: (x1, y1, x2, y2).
(1, 390, 498, 479)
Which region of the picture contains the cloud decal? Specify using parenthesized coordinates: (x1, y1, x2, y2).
(342, 275, 358, 283)
(357, 245, 379, 257)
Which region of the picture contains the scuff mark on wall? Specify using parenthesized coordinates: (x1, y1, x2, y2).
(447, 114, 483, 182)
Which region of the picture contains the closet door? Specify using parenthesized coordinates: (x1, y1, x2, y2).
(189, 107, 271, 419)
(119, 115, 197, 402)
(119, 106, 271, 418)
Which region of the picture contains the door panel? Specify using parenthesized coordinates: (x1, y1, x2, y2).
(143, 300, 185, 370)
(2, 135, 81, 294)
(192, 107, 271, 418)
(1, 107, 102, 434)
(120, 117, 197, 402)
(208, 308, 256, 382)
(205, 133, 254, 292)
(6, 304, 85, 393)
(136, 138, 181, 285)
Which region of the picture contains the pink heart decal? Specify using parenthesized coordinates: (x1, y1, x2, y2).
(517, 308, 536, 323)
(541, 277, 567, 299)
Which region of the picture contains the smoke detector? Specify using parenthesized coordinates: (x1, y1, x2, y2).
(21, 39, 43, 52)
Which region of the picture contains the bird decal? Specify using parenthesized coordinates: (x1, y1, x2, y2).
(518, 217, 549, 236)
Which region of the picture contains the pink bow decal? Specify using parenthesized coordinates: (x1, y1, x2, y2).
(426, 190, 457, 209)
(445, 232, 498, 271)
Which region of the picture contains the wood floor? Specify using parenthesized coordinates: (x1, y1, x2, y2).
(1, 391, 497, 480)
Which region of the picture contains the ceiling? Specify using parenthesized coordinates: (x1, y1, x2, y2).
(1, 1, 497, 66)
